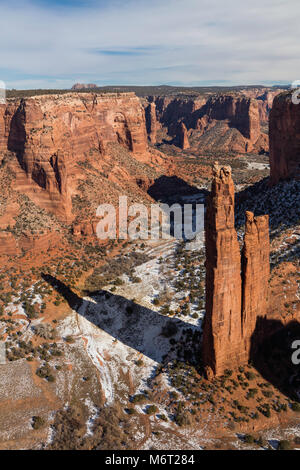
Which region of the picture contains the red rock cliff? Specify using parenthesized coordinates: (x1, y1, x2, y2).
(269, 92, 300, 184)
(177, 122, 190, 150)
(203, 164, 270, 378)
(145, 101, 158, 144)
(1, 92, 148, 221)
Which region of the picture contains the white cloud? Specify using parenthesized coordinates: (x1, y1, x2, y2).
(0, 0, 299, 88)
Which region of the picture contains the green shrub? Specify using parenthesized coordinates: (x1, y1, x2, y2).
(146, 405, 158, 415)
(291, 402, 300, 412)
(278, 440, 292, 450)
(244, 434, 255, 444)
(32, 416, 45, 430)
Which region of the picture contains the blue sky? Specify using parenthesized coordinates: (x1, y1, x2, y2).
(0, 0, 298, 89)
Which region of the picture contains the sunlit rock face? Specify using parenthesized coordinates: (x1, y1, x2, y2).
(203, 163, 270, 378)
(269, 92, 300, 184)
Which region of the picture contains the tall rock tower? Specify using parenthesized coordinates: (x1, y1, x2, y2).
(178, 122, 190, 150)
(241, 211, 270, 355)
(145, 102, 158, 144)
(203, 163, 270, 378)
(203, 163, 244, 378)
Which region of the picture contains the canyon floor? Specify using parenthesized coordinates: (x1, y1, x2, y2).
(0, 151, 299, 450)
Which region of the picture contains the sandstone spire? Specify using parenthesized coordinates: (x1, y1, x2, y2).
(241, 211, 270, 355)
(203, 164, 270, 378)
(178, 122, 190, 150)
(145, 102, 157, 144)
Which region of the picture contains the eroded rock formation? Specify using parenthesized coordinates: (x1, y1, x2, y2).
(269, 92, 300, 184)
(203, 163, 244, 378)
(177, 122, 190, 150)
(71, 83, 98, 90)
(146, 92, 269, 153)
(145, 101, 158, 144)
(242, 211, 270, 355)
(201, 95, 261, 143)
(0, 92, 149, 221)
(203, 163, 270, 378)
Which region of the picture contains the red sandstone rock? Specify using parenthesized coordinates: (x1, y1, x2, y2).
(241, 211, 270, 356)
(202, 94, 261, 143)
(269, 92, 300, 184)
(1, 92, 149, 221)
(256, 90, 283, 123)
(203, 164, 270, 378)
(145, 102, 158, 144)
(203, 163, 244, 377)
(177, 122, 190, 150)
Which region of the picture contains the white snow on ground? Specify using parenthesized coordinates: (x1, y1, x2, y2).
(247, 162, 269, 171)
(56, 237, 203, 408)
(84, 397, 99, 437)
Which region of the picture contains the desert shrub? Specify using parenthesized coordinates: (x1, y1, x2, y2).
(278, 440, 292, 450)
(146, 405, 158, 415)
(245, 371, 256, 380)
(244, 434, 255, 444)
(291, 402, 300, 412)
(256, 436, 267, 447)
(161, 320, 178, 338)
(34, 323, 56, 339)
(174, 412, 191, 427)
(32, 416, 45, 430)
(132, 394, 147, 404)
(65, 335, 75, 343)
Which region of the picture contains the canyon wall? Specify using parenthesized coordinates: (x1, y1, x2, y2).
(145, 101, 158, 144)
(203, 164, 270, 378)
(201, 95, 261, 143)
(269, 92, 300, 184)
(241, 211, 270, 355)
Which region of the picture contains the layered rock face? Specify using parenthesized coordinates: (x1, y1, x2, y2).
(177, 122, 190, 150)
(201, 94, 261, 143)
(203, 164, 270, 378)
(145, 102, 158, 144)
(269, 92, 300, 184)
(242, 211, 270, 355)
(203, 164, 243, 378)
(256, 90, 282, 123)
(0, 92, 148, 220)
(145, 93, 267, 153)
(152, 95, 206, 133)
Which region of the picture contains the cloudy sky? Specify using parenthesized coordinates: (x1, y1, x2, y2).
(0, 0, 299, 89)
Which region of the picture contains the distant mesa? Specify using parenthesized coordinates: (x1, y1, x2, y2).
(71, 83, 98, 90)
